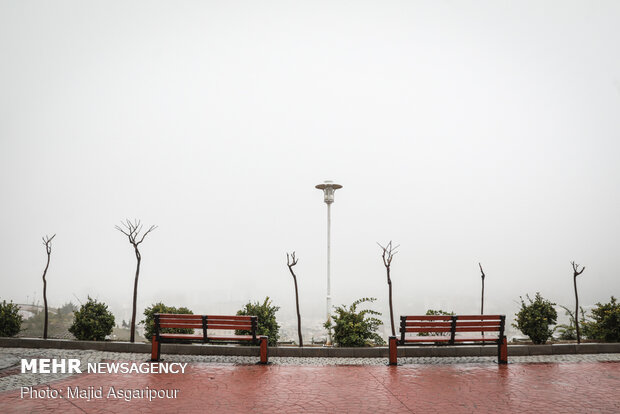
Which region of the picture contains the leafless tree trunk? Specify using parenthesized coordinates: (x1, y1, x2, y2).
(571, 261, 585, 344)
(41, 234, 55, 339)
(479, 263, 485, 315)
(479, 262, 486, 339)
(116, 219, 157, 343)
(378, 241, 399, 336)
(286, 252, 303, 347)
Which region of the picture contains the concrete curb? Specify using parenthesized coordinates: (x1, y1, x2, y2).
(1, 337, 619, 358)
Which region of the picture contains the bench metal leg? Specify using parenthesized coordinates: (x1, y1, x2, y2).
(259, 336, 268, 364)
(499, 336, 508, 364)
(151, 336, 161, 362)
(389, 336, 398, 366)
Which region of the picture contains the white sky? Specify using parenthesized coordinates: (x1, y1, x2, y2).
(1, 1, 619, 339)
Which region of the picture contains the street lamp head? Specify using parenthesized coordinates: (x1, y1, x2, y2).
(315, 180, 342, 204)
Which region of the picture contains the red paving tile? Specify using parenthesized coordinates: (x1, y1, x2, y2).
(1, 361, 619, 413)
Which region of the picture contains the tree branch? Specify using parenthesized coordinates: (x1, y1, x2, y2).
(377, 241, 398, 267)
(137, 225, 157, 245)
(571, 261, 585, 276)
(114, 225, 131, 237)
(42, 234, 56, 254)
(287, 251, 298, 268)
(116, 219, 157, 246)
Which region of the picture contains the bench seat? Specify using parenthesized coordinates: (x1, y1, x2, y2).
(158, 333, 255, 341)
(206, 335, 255, 341)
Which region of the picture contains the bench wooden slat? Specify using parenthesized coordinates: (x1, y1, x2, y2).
(405, 315, 453, 321)
(405, 321, 453, 327)
(403, 338, 451, 343)
(208, 324, 252, 331)
(157, 314, 203, 320)
(158, 319, 201, 325)
(453, 337, 499, 342)
(405, 328, 453, 333)
(456, 315, 502, 320)
(158, 322, 202, 329)
(455, 321, 500, 327)
(207, 320, 253, 327)
(206, 315, 253, 321)
(454, 327, 501, 333)
(158, 318, 202, 323)
(207, 335, 254, 341)
(159, 333, 204, 340)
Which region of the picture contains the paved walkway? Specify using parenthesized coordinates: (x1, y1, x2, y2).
(1, 348, 619, 413)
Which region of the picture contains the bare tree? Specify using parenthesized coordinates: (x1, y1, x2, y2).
(116, 219, 157, 343)
(286, 252, 303, 347)
(479, 262, 486, 339)
(41, 234, 56, 339)
(378, 241, 399, 336)
(571, 261, 586, 344)
(479, 263, 485, 315)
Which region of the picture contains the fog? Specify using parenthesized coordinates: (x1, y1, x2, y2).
(1, 1, 619, 340)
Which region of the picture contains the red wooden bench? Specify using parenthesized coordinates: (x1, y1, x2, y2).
(150, 313, 268, 364)
(388, 314, 507, 365)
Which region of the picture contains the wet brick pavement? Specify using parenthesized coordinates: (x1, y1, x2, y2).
(0, 348, 619, 413)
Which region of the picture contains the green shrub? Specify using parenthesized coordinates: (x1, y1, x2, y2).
(68, 297, 115, 341)
(425, 309, 455, 316)
(513, 292, 557, 344)
(140, 303, 194, 342)
(325, 297, 385, 347)
(556, 305, 588, 340)
(581, 296, 620, 342)
(236, 297, 280, 346)
(419, 309, 455, 337)
(0, 300, 23, 337)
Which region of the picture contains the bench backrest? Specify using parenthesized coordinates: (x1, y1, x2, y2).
(454, 315, 504, 334)
(154, 313, 258, 341)
(400, 314, 505, 343)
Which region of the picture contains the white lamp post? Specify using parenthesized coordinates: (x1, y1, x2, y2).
(315, 180, 342, 346)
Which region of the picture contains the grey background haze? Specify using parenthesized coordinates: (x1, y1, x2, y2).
(1, 1, 619, 340)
